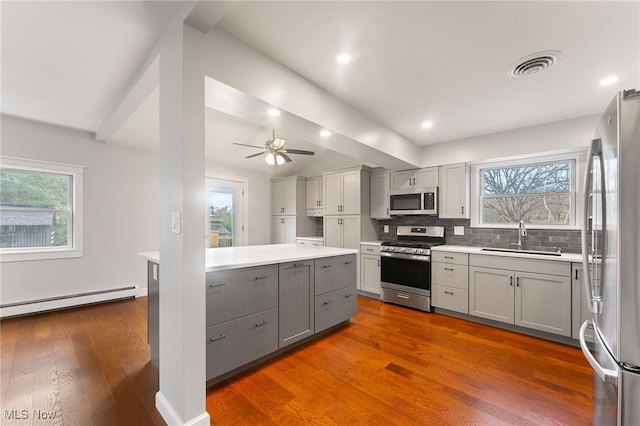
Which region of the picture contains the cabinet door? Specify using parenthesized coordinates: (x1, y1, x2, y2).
(282, 179, 298, 215)
(469, 266, 514, 324)
(360, 254, 381, 295)
(315, 254, 357, 295)
(341, 170, 361, 214)
(271, 216, 285, 244)
(390, 170, 414, 190)
(323, 216, 342, 248)
(307, 178, 322, 209)
(414, 167, 438, 188)
(515, 272, 571, 336)
(341, 216, 361, 250)
(323, 173, 342, 215)
(279, 261, 314, 348)
(315, 286, 357, 333)
(439, 163, 467, 219)
(283, 216, 297, 244)
(271, 181, 284, 215)
(370, 172, 390, 219)
(572, 264, 594, 342)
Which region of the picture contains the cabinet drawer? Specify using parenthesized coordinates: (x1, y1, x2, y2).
(206, 265, 278, 326)
(432, 263, 469, 289)
(315, 286, 357, 333)
(432, 284, 469, 314)
(315, 254, 357, 295)
(469, 254, 570, 276)
(432, 251, 469, 265)
(360, 244, 381, 256)
(206, 307, 278, 380)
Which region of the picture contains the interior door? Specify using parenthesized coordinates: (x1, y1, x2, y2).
(206, 177, 246, 248)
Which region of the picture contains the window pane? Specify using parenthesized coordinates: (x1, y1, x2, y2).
(482, 194, 571, 225)
(208, 191, 233, 248)
(1, 169, 70, 209)
(1, 168, 72, 249)
(482, 162, 571, 195)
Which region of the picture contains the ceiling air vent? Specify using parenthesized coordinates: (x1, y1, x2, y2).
(508, 50, 562, 77)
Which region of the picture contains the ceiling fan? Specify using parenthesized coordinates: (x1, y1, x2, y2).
(233, 130, 314, 165)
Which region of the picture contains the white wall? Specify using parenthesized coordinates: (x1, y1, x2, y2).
(0, 115, 158, 307)
(419, 114, 600, 167)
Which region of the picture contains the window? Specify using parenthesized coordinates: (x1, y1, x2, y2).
(471, 153, 582, 228)
(0, 157, 84, 261)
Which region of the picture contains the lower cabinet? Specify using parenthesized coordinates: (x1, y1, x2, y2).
(469, 257, 571, 337)
(279, 260, 314, 348)
(206, 308, 278, 380)
(431, 251, 469, 314)
(315, 254, 357, 332)
(572, 262, 594, 342)
(360, 243, 381, 296)
(315, 286, 357, 333)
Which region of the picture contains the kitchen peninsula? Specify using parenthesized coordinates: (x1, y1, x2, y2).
(140, 244, 358, 383)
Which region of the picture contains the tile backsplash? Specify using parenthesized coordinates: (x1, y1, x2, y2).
(375, 216, 583, 253)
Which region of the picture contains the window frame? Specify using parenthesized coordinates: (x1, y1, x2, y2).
(469, 151, 586, 230)
(1, 156, 84, 262)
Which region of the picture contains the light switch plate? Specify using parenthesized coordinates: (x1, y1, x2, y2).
(454, 226, 464, 236)
(383, 225, 390, 233)
(171, 212, 182, 234)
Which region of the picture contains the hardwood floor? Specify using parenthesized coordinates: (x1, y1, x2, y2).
(1, 296, 593, 425)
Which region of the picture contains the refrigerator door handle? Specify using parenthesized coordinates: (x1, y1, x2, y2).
(579, 320, 618, 385)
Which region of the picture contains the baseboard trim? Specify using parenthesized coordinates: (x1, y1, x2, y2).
(156, 391, 209, 426)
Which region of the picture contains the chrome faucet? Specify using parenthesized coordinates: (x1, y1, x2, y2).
(511, 220, 527, 250)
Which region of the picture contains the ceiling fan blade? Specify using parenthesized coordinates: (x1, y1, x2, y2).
(245, 152, 265, 159)
(282, 149, 315, 155)
(279, 153, 293, 163)
(233, 142, 265, 149)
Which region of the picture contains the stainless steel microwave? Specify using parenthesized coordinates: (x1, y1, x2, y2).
(389, 187, 438, 215)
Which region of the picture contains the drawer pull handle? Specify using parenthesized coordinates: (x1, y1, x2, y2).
(444, 291, 454, 295)
(344, 293, 353, 298)
(397, 293, 410, 299)
(344, 261, 353, 265)
(444, 267, 454, 272)
(255, 275, 269, 280)
(255, 321, 269, 327)
(293, 262, 306, 268)
(444, 256, 454, 259)
(322, 264, 333, 269)
(366, 248, 373, 252)
(209, 282, 226, 288)
(322, 300, 333, 305)
(209, 334, 226, 343)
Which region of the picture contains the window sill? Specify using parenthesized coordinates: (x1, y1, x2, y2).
(0, 248, 83, 263)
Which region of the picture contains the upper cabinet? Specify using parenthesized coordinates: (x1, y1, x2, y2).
(306, 177, 323, 217)
(270, 176, 314, 244)
(323, 169, 364, 215)
(438, 163, 468, 219)
(390, 167, 438, 190)
(370, 170, 390, 220)
(271, 177, 302, 216)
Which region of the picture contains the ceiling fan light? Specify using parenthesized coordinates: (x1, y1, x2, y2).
(272, 137, 286, 149)
(276, 154, 285, 165)
(265, 153, 275, 165)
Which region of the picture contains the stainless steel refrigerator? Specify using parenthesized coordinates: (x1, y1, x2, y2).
(580, 89, 640, 425)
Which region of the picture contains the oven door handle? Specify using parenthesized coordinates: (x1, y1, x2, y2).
(380, 252, 431, 262)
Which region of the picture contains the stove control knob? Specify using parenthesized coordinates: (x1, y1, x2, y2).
(401, 248, 406, 253)
(412, 248, 418, 254)
(418, 249, 424, 254)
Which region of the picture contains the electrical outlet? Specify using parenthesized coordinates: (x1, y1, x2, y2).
(454, 226, 464, 236)
(383, 225, 390, 233)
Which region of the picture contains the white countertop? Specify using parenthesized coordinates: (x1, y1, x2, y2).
(139, 244, 357, 272)
(295, 236, 324, 241)
(360, 241, 383, 246)
(431, 245, 582, 263)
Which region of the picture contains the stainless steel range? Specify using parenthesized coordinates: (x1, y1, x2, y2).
(380, 225, 445, 312)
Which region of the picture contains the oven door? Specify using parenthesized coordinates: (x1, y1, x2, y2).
(380, 253, 431, 293)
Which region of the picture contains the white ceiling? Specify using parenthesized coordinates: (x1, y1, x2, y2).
(2, 1, 639, 176)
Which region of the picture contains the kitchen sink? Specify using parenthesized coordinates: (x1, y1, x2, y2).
(480, 247, 562, 256)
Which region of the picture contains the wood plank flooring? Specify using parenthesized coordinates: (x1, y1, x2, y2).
(1, 296, 593, 425)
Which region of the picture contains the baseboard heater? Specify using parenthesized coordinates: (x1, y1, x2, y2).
(0, 285, 139, 319)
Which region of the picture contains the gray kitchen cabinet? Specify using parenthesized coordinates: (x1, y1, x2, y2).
(271, 176, 315, 243)
(370, 170, 390, 219)
(431, 251, 469, 314)
(206, 265, 278, 326)
(323, 169, 363, 215)
(278, 260, 315, 348)
(469, 254, 571, 337)
(360, 243, 381, 296)
(315, 254, 357, 331)
(390, 167, 438, 190)
(206, 307, 278, 380)
(571, 263, 594, 342)
(271, 177, 300, 215)
(271, 216, 297, 244)
(306, 176, 323, 217)
(438, 163, 468, 219)
(324, 215, 361, 250)
(147, 261, 159, 367)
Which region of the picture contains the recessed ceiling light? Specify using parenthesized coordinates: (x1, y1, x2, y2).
(421, 121, 433, 129)
(320, 129, 332, 137)
(600, 76, 619, 86)
(267, 108, 281, 117)
(336, 54, 351, 64)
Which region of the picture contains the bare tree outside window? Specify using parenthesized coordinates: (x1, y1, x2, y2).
(481, 161, 573, 225)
